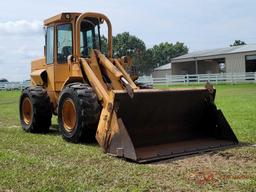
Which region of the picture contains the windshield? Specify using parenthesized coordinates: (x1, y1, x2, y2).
(80, 19, 101, 57)
(57, 23, 72, 63)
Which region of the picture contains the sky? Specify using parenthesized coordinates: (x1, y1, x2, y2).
(0, 0, 256, 81)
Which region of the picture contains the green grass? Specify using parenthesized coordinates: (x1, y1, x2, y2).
(0, 84, 256, 191)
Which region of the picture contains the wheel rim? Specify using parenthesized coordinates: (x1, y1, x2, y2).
(62, 98, 77, 132)
(22, 97, 32, 125)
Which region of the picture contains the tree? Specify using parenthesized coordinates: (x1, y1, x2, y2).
(112, 32, 148, 74)
(230, 40, 246, 47)
(99, 32, 147, 74)
(0, 78, 8, 83)
(133, 49, 154, 75)
(99, 32, 188, 75)
(150, 42, 188, 68)
(112, 32, 146, 57)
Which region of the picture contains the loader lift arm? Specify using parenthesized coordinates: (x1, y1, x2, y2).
(80, 50, 138, 151)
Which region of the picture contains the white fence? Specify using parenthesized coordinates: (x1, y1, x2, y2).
(138, 72, 256, 85)
(0, 82, 30, 91)
(1, 72, 256, 90)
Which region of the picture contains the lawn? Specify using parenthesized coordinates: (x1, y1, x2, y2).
(0, 84, 255, 191)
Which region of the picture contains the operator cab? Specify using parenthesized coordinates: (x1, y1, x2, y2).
(44, 13, 105, 65)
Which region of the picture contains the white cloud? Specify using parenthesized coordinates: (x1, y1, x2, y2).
(14, 46, 42, 58)
(0, 36, 44, 81)
(0, 20, 43, 35)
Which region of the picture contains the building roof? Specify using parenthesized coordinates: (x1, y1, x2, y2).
(172, 44, 256, 62)
(154, 63, 171, 71)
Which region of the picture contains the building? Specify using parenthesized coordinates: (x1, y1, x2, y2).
(171, 44, 256, 75)
(152, 63, 171, 78)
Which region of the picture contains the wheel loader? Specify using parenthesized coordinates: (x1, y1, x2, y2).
(19, 12, 238, 162)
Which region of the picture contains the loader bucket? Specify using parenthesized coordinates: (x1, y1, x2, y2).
(107, 88, 238, 163)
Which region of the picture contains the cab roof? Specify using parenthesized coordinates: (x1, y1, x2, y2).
(44, 12, 82, 26)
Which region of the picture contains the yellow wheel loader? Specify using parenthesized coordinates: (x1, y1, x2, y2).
(19, 12, 238, 162)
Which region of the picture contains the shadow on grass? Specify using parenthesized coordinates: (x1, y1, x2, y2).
(47, 124, 98, 145)
(43, 124, 59, 136)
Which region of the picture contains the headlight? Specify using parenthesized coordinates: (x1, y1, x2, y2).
(65, 14, 71, 20)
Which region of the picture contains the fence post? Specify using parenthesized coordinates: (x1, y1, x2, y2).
(254, 72, 256, 83)
(150, 75, 153, 86)
(197, 74, 199, 84)
(167, 75, 171, 87)
(165, 74, 168, 87)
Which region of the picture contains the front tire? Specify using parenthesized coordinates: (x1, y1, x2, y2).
(19, 86, 52, 133)
(58, 83, 101, 143)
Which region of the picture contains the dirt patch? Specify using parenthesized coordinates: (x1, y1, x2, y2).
(149, 147, 256, 188)
(188, 170, 218, 186)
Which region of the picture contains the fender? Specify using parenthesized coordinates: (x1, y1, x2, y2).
(31, 69, 47, 86)
(61, 76, 84, 91)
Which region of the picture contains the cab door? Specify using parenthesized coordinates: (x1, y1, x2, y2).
(45, 25, 55, 92)
(54, 23, 73, 91)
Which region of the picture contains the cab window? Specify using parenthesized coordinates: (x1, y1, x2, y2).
(57, 24, 73, 63)
(46, 26, 54, 64)
(80, 20, 100, 57)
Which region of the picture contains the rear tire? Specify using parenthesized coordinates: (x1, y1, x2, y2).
(58, 83, 101, 143)
(19, 86, 52, 133)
